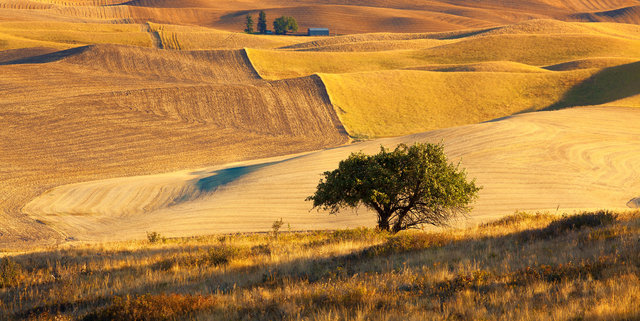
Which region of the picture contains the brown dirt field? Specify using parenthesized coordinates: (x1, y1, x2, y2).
(0, 44, 348, 249)
(22, 106, 640, 242)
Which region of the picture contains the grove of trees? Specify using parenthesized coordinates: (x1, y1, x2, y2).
(307, 143, 481, 233)
(244, 14, 254, 34)
(273, 16, 298, 35)
(257, 11, 267, 34)
(246, 11, 299, 35)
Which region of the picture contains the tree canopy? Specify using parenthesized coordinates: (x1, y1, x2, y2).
(307, 143, 480, 233)
(257, 11, 267, 34)
(244, 14, 254, 34)
(273, 16, 298, 35)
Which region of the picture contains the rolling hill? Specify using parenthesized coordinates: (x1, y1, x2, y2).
(1, 0, 640, 34)
(0, 44, 348, 247)
(1, 12, 640, 248)
(22, 106, 640, 241)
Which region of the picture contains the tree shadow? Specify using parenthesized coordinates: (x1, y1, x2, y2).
(8, 217, 634, 318)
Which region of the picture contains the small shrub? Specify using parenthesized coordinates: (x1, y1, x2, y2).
(481, 211, 551, 228)
(542, 210, 617, 238)
(428, 270, 495, 301)
(0, 257, 23, 288)
(330, 227, 385, 242)
(272, 218, 284, 240)
(508, 256, 614, 286)
(310, 283, 375, 308)
(251, 244, 272, 256)
(364, 232, 449, 256)
(83, 293, 216, 321)
(146, 231, 165, 244)
(205, 246, 240, 267)
(586, 226, 621, 241)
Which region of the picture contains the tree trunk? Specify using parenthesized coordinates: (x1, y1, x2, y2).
(376, 210, 391, 231)
(392, 221, 403, 233)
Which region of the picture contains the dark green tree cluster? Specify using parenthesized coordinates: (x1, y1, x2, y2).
(307, 143, 480, 233)
(257, 11, 267, 34)
(244, 14, 254, 34)
(245, 11, 298, 35)
(273, 16, 298, 35)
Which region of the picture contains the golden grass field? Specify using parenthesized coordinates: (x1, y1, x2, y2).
(1, 1, 640, 318)
(1, 211, 638, 320)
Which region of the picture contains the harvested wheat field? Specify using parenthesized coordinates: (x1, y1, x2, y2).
(0, 44, 348, 248)
(1, 1, 640, 318)
(0, 16, 639, 248)
(19, 106, 640, 242)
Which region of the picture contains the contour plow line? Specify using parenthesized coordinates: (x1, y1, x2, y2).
(22, 106, 640, 242)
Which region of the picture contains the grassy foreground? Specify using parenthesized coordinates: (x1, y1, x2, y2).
(1, 210, 639, 320)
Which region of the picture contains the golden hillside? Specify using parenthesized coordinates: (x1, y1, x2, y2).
(1, 0, 639, 33)
(0, 8, 640, 248)
(0, 44, 348, 247)
(22, 107, 640, 242)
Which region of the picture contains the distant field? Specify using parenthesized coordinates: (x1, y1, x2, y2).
(319, 69, 595, 137)
(0, 22, 152, 49)
(248, 34, 640, 80)
(1, 12, 640, 249)
(1, 0, 639, 33)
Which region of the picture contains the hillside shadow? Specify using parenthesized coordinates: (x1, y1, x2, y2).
(194, 163, 274, 193)
(439, 27, 499, 40)
(192, 153, 308, 193)
(0, 46, 91, 65)
(545, 60, 640, 110)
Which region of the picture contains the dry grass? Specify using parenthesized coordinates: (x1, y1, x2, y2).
(1, 210, 638, 320)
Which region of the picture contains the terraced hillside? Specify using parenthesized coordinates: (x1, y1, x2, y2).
(0, 44, 348, 247)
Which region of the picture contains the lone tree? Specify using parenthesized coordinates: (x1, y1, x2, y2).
(244, 14, 254, 34)
(273, 16, 298, 35)
(307, 143, 480, 233)
(257, 11, 267, 34)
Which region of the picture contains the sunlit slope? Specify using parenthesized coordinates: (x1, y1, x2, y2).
(0, 44, 348, 247)
(0, 21, 318, 52)
(145, 23, 319, 50)
(408, 61, 551, 72)
(247, 34, 640, 79)
(40, 44, 263, 83)
(281, 19, 640, 52)
(319, 69, 594, 137)
(23, 107, 640, 241)
(0, 21, 152, 50)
